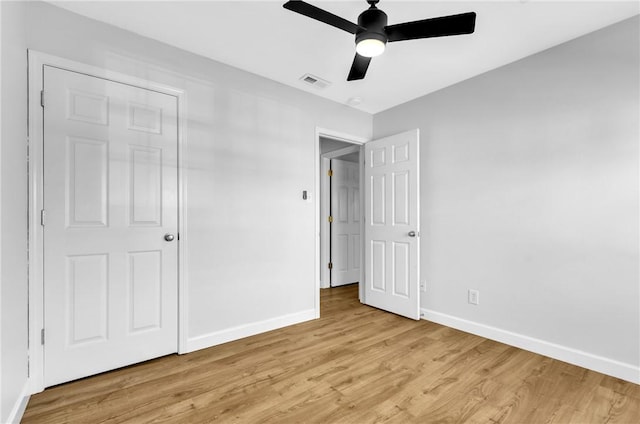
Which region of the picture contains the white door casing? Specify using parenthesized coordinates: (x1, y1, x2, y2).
(364, 129, 420, 320)
(330, 159, 360, 286)
(43, 66, 179, 386)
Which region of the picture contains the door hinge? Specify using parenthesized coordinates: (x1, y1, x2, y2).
(40, 90, 45, 108)
(328, 262, 333, 269)
(327, 169, 333, 177)
(328, 215, 333, 223)
(40, 209, 46, 226)
(41, 329, 45, 345)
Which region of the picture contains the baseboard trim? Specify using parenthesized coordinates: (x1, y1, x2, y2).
(185, 309, 317, 353)
(6, 381, 30, 423)
(421, 308, 640, 384)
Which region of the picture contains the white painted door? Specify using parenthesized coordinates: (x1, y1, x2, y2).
(364, 129, 420, 319)
(330, 159, 360, 286)
(43, 66, 178, 387)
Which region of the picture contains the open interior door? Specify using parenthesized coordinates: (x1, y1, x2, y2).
(330, 158, 360, 286)
(363, 129, 420, 320)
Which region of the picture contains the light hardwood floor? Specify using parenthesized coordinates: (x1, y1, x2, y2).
(24, 285, 640, 423)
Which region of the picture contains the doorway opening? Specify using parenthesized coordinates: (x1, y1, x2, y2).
(317, 132, 365, 307)
(314, 128, 421, 321)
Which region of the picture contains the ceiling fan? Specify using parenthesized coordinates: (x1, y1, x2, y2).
(283, 0, 476, 81)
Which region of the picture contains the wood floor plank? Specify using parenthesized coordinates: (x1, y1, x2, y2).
(23, 285, 640, 423)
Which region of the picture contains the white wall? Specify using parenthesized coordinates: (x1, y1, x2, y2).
(374, 16, 639, 382)
(1, 1, 30, 422)
(23, 1, 371, 351)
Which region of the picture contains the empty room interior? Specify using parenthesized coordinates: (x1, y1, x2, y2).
(1, 0, 639, 422)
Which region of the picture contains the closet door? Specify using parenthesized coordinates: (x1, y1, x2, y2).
(43, 66, 179, 386)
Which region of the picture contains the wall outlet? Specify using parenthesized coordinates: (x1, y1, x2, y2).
(420, 281, 426, 292)
(468, 289, 480, 305)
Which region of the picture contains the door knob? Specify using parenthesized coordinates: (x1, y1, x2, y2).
(408, 231, 416, 237)
(164, 233, 175, 242)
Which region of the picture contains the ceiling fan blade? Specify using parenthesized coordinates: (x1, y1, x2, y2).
(347, 54, 371, 81)
(385, 12, 476, 42)
(283, 1, 362, 34)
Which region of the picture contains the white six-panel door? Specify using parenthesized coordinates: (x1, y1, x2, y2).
(330, 159, 360, 286)
(364, 130, 420, 320)
(43, 66, 179, 386)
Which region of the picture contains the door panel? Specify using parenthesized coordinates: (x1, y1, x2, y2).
(67, 137, 108, 226)
(392, 242, 410, 297)
(371, 241, 386, 291)
(364, 130, 420, 320)
(67, 254, 108, 345)
(127, 250, 163, 333)
(371, 174, 386, 225)
(130, 146, 163, 225)
(330, 159, 360, 286)
(43, 66, 179, 387)
(393, 171, 409, 225)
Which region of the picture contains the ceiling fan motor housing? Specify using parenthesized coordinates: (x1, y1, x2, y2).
(356, 6, 388, 46)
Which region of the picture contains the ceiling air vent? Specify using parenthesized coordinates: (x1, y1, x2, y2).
(300, 73, 331, 90)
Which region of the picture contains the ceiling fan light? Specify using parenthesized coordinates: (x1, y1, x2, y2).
(356, 38, 386, 57)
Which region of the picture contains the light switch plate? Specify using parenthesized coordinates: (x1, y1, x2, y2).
(468, 289, 479, 305)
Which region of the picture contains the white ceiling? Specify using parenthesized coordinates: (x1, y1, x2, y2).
(49, 1, 639, 114)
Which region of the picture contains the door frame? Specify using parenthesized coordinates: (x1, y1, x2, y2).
(27, 51, 188, 394)
(320, 145, 360, 289)
(315, 128, 367, 314)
